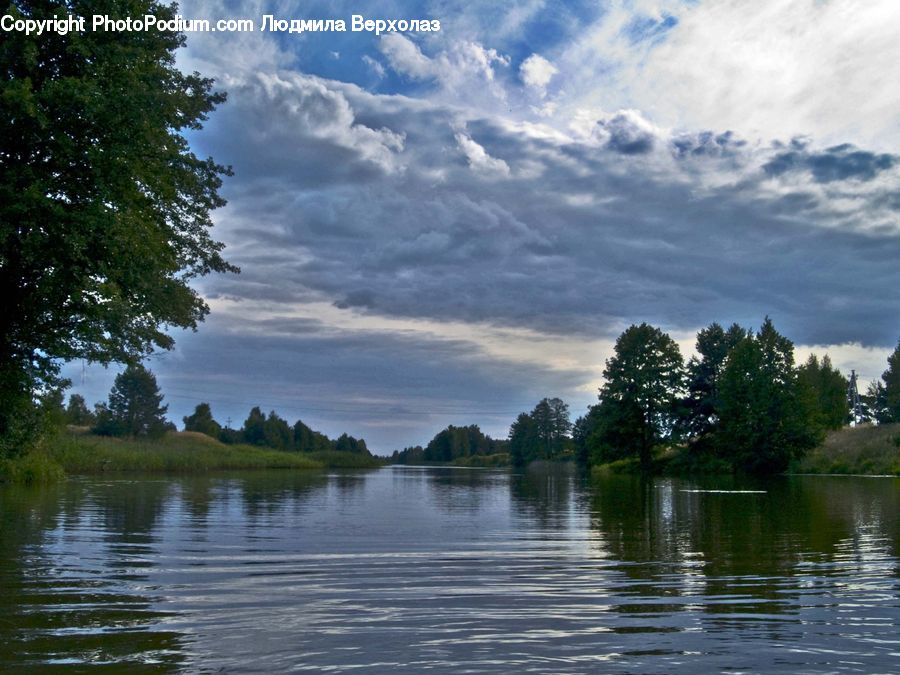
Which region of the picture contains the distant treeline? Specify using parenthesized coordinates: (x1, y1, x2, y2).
(392, 318, 900, 474)
(56, 365, 372, 457)
(391, 424, 508, 464)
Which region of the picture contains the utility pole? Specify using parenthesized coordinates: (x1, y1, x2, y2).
(847, 370, 862, 426)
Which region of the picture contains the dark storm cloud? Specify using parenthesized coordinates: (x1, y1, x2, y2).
(671, 130, 747, 158)
(194, 70, 900, 351)
(763, 142, 897, 183)
(597, 111, 656, 154)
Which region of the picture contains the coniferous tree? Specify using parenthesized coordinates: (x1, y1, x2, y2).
(865, 381, 892, 424)
(509, 413, 540, 466)
(882, 340, 900, 423)
(594, 323, 685, 470)
(93, 364, 168, 437)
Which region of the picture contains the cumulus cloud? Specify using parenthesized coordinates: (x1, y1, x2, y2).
(520, 54, 558, 95)
(378, 33, 434, 80)
(763, 143, 897, 183)
(377, 34, 510, 107)
(226, 72, 406, 174)
(557, 0, 900, 151)
(593, 109, 660, 154)
(455, 132, 511, 176)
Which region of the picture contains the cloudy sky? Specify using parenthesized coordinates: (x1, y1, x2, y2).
(65, 0, 900, 452)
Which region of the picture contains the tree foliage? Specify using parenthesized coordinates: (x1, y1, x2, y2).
(508, 399, 572, 466)
(509, 412, 540, 466)
(715, 319, 821, 473)
(93, 364, 168, 438)
(183, 402, 221, 439)
(65, 393, 95, 426)
(0, 0, 235, 453)
(594, 323, 685, 469)
(681, 323, 749, 437)
(882, 340, 900, 423)
(796, 354, 849, 431)
(293, 419, 333, 453)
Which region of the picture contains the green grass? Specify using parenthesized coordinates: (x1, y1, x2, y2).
(793, 423, 900, 476)
(0, 451, 65, 484)
(47, 430, 324, 473)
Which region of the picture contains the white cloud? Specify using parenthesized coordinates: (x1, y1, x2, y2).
(520, 53, 558, 95)
(455, 132, 511, 177)
(378, 33, 435, 80)
(250, 72, 406, 172)
(557, 0, 900, 150)
(377, 34, 510, 109)
(362, 55, 385, 79)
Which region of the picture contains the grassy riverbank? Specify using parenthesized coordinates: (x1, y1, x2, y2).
(49, 430, 324, 473)
(590, 424, 900, 477)
(1, 430, 384, 482)
(792, 424, 900, 475)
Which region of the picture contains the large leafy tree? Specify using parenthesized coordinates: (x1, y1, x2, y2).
(531, 397, 572, 458)
(64, 393, 95, 426)
(595, 323, 685, 470)
(508, 398, 572, 466)
(509, 412, 539, 467)
(1, 0, 236, 453)
(93, 363, 168, 437)
(796, 354, 849, 431)
(882, 339, 900, 423)
(716, 318, 821, 473)
(183, 402, 222, 439)
(681, 322, 749, 438)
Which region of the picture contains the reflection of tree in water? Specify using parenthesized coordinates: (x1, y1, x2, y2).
(89, 478, 174, 540)
(238, 471, 329, 521)
(508, 462, 578, 530)
(588, 474, 900, 623)
(330, 471, 367, 501)
(0, 480, 187, 669)
(426, 467, 507, 514)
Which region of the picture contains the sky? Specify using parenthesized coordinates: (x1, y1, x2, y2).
(64, 0, 900, 453)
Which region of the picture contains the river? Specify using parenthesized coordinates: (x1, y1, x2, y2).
(1, 466, 897, 672)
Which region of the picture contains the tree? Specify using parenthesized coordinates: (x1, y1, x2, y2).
(796, 354, 849, 431)
(531, 398, 572, 458)
(509, 412, 540, 466)
(882, 339, 900, 423)
(716, 318, 820, 473)
(293, 419, 333, 453)
(263, 411, 293, 450)
(241, 407, 267, 446)
(183, 403, 222, 439)
(865, 381, 892, 424)
(64, 394, 95, 426)
(93, 364, 168, 437)
(335, 433, 370, 455)
(572, 405, 600, 465)
(594, 324, 685, 470)
(681, 323, 749, 438)
(0, 0, 236, 454)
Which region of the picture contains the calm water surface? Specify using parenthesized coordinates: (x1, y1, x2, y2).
(1, 466, 898, 672)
